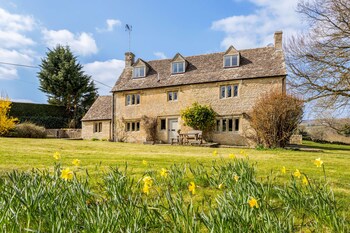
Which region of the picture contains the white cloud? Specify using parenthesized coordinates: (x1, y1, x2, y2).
(96, 19, 122, 33)
(83, 59, 124, 95)
(0, 8, 35, 32)
(42, 29, 98, 56)
(153, 52, 167, 59)
(0, 48, 35, 80)
(212, 0, 304, 49)
(0, 31, 35, 48)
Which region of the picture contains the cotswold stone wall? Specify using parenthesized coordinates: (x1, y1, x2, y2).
(82, 120, 111, 140)
(113, 76, 285, 146)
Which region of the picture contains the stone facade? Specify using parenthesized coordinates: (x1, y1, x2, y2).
(82, 120, 111, 140)
(113, 76, 285, 146)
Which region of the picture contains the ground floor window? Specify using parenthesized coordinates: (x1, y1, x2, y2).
(216, 117, 240, 132)
(126, 121, 140, 132)
(93, 122, 102, 133)
(160, 119, 166, 130)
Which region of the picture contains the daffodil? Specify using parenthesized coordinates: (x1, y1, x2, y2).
(229, 153, 235, 159)
(53, 152, 61, 160)
(302, 176, 309, 186)
(61, 168, 73, 181)
(142, 160, 148, 166)
(218, 183, 224, 189)
(234, 175, 239, 182)
(293, 169, 301, 179)
(72, 159, 81, 166)
(213, 150, 218, 156)
(248, 197, 259, 208)
(143, 176, 153, 186)
(188, 181, 196, 195)
(160, 168, 168, 178)
(281, 166, 286, 174)
(314, 158, 323, 167)
(143, 184, 150, 195)
(240, 150, 248, 157)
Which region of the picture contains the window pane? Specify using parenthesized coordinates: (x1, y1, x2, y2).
(216, 120, 220, 131)
(126, 95, 130, 105)
(178, 62, 184, 72)
(233, 85, 238, 96)
(172, 63, 177, 73)
(161, 119, 166, 130)
(227, 85, 232, 97)
(168, 92, 173, 101)
(126, 123, 130, 131)
(228, 119, 233, 131)
(235, 118, 239, 131)
(220, 86, 226, 98)
(140, 67, 145, 76)
(131, 94, 135, 104)
(222, 119, 227, 131)
(99, 122, 102, 132)
(232, 55, 238, 66)
(132, 122, 135, 131)
(224, 56, 231, 67)
(173, 91, 178, 100)
(136, 122, 140, 131)
(93, 123, 97, 132)
(136, 94, 140, 104)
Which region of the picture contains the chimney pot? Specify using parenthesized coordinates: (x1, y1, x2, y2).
(274, 31, 283, 50)
(125, 52, 135, 67)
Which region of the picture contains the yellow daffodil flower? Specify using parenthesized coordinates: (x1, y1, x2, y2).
(160, 168, 168, 178)
(61, 168, 73, 181)
(143, 176, 153, 186)
(142, 160, 148, 166)
(218, 183, 224, 189)
(302, 176, 309, 186)
(248, 197, 259, 208)
(213, 150, 218, 156)
(234, 175, 239, 182)
(240, 150, 248, 158)
(293, 169, 301, 179)
(281, 166, 286, 174)
(143, 184, 150, 195)
(72, 159, 81, 166)
(188, 181, 196, 195)
(229, 153, 235, 159)
(314, 158, 323, 167)
(53, 152, 61, 160)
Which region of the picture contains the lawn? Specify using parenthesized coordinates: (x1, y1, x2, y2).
(0, 137, 349, 231)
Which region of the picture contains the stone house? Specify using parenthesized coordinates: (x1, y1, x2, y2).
(82, 31, 287, 146)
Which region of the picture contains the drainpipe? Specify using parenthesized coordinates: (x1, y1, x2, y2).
(111, 91, 115, 141)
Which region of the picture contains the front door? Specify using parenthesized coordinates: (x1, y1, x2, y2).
(168, 119, 178, 143)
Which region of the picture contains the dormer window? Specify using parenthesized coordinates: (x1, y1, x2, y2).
(224, 55, 239, 67)
(133, 67, 145, 78)
(172, 62, 185, 74)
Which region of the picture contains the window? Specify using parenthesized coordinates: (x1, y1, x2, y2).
(126, 94, 140, 105)
(126, 121, 140, 132)
(220, 85, 238, 98)
(93, 122, 102, 133)
(216, 118, 240, 132)
(168, 91, 178, 101)
(224, 55, 239, 67)
(133, 66, 145, 78)
(172, 62, 185, 74)
(160, 119, 166, 130)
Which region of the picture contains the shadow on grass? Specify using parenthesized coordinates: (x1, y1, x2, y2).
(301, 141, 350, 151)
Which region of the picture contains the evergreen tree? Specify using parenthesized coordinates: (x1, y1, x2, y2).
(38, 45, 98, 128)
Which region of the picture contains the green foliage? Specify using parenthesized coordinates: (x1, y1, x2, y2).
(0, 159, 347, 232)
(181, 102, 216, 133)
(38, 45, 98, 128)
(9, 102, 68, 128)
(8, 122, 47, 138)
(0, 97, 17, 136)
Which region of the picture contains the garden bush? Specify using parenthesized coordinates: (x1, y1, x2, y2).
(8, 122, 47, 138)
(0, 155, 347, 232)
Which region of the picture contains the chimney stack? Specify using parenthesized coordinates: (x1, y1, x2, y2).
(274, 31, 283, 50)
(125, 52, 135, 67)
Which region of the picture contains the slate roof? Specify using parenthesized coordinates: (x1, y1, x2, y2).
(112, 46, 286, 92)
(81, 96, 112, 121)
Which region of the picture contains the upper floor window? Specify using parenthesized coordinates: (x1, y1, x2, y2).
(220, 84, 238, 99)
(126, 94, 140, 105)
(172, 62, 185, 74)
(168, 91, 178, 101)
(133, 66, 145, 78)
(224, 55, 239, 67)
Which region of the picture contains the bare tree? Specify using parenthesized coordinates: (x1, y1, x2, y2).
(286, 0, 350, 110)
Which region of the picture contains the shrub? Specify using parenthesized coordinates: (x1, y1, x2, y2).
(249, 91, 303, 148)
(181, 102, 216, 138)
(0, 97, 18, 136)
(141, 115, 158, 143)
(9, 122, 47, 138)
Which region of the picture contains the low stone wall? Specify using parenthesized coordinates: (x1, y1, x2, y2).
(289, 134, 302, 145)
(46, 129, 82, 139)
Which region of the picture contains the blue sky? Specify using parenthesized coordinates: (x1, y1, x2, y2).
(0, 0, 304, 103)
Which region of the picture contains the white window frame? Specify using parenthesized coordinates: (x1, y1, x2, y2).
(133, 66, 146, 78)
(223, 55, 239, 67)
(172, 62, 185, 74)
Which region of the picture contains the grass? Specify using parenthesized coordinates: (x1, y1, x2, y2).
(0, 137, 349, 231)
